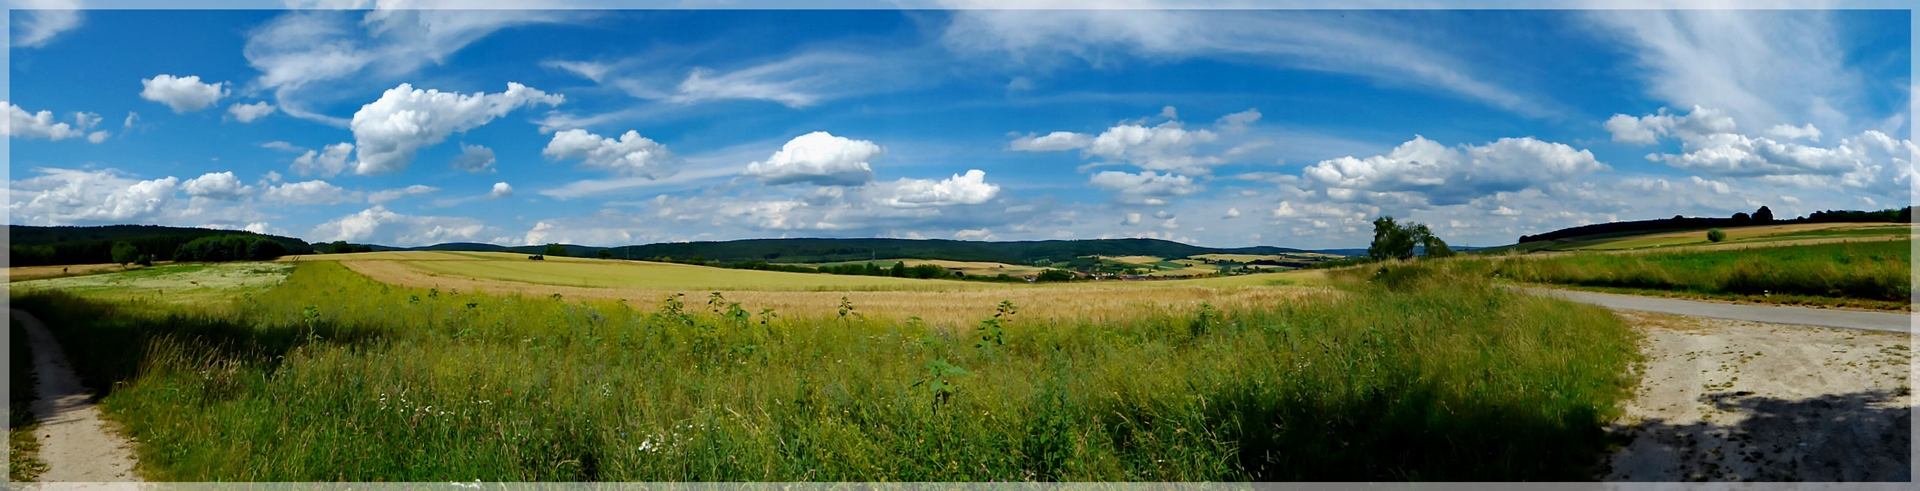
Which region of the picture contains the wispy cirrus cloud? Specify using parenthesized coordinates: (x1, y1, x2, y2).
(1584, 10, 1881, 133)
(242, 8, 586, 126)
(10, 0, 83, 48)
(942, 9, 1562, 118)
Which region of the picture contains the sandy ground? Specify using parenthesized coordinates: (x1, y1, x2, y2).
(10, 309, 142, 484)
(1604, 311, 1912, 481)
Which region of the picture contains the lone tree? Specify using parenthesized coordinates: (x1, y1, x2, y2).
(110, 241, 140, 264)
(544, 243, 568, 257)
(1369, 216, 1454, 260)
(1706, 228, 1727, 242)
(1754, 206, 1775, 223)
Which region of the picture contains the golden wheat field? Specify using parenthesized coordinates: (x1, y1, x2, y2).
(326, 252, 1332, 325)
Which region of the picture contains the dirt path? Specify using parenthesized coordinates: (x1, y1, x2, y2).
(10, 308, 142, 483)
(1604, 311, 1911, 481)
(1522, 286, 1910, 333)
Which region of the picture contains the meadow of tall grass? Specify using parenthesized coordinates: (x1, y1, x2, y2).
(1459, 240, 1909, 308)
(11, 260, 1638, 481)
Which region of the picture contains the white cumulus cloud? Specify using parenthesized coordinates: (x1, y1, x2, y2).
(350, 82, 563, 175)
(291, 142, 356, 178)
(745, 131, 881, 186)
(542, 129, 679, 178)
(228, 101, 277, 123)
(1302, 135, 1607, 206)
(310, 205, 490, 246)
(488, 182, 513, 199)
(6, 103, 105, 142)
(878, 170, 1000, 208)
(140, 75, 230, 113)
(1613, 106, 1917, 196)
(182, 172, 250, 200)
(8, 168, 180, 225)
(264, 180, 359, 205)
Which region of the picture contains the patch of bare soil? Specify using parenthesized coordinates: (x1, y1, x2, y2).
(1605, 311, 1911, 481)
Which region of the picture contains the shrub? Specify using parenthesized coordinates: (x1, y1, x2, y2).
(1706, 228, 1726, 242)
(1035, 269, 1075, 282)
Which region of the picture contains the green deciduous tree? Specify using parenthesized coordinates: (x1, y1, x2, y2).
(110, 241, 140, 264)
(1368, 217, 1418, 260)
(1706, 228, 1726, 242)
(1370, 217, 1454, 260)
(544, 243, 567, 257)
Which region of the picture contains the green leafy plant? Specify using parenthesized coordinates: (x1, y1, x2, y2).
(911, 359, 969, 407)
(976, 300, 1017, 349)
(1191, 301, 1218, 337)
(837, 296, 857, 321)
(1706, 228, 1727, 242)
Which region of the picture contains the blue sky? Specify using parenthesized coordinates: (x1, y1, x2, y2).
(5, 7, 1912, 249)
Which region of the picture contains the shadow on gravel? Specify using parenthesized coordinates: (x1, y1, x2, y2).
(1609, 389, 1911, 482)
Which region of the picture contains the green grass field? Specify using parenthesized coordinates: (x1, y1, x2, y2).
(1460, 240, 1909, 309)
(12, 259, 1636, 481)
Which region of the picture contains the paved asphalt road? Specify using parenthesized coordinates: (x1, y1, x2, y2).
(1519, 287, 1913, 334)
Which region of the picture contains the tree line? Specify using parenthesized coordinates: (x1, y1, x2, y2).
(11, 232, 315, 267)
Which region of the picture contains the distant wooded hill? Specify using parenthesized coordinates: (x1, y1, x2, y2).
(1515, 206, 1912, 244)
(8, 225, 316, 267)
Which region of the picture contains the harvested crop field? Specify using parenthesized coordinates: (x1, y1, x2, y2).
(340, 257, 1334, 325)
(8, 263, 133, 282)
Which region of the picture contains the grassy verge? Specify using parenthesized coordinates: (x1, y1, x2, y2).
(9, 318, 47, 482)
(1456, 240, 1910, 311)
(13, 260, 1637, 481)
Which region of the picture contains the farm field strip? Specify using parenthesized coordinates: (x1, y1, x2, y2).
(1520, 222, 1908, 252)
(401, 255, 1007, 292)
(342, 257, 1332, 325)
(806, 258, 1047, 277)
(9, 262, 294, 305)
(8, 263, 133, 282)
